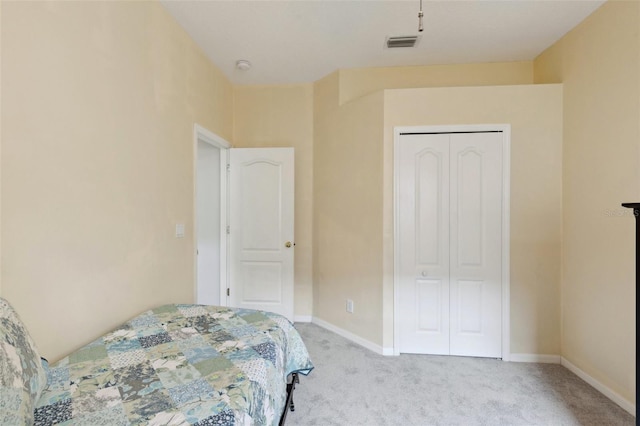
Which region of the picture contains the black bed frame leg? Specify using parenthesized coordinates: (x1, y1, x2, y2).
(288, 373, 299, 412)
(279, 372, 300, 426)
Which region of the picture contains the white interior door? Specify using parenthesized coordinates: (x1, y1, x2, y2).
(229, 148, 294, 321)
(398, 132, 503, 358)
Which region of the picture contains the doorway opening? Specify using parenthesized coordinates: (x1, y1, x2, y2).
(194, 124, 229, 306)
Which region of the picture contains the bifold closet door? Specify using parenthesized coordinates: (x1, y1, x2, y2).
(398, 134, 451, 355)
(398, 132, 503, 358)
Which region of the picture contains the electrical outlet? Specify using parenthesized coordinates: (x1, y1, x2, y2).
(346, 299, 354, 313)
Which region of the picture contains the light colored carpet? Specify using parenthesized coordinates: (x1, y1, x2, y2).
(287, 323, 634, 426)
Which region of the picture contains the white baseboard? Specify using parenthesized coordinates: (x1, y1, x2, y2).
(561, 357, 636, 417)
(381, 347, 395, 356)
(311, 317, 393, 356)
(293, 315, 312, 323)
(510, 353, 561, 364)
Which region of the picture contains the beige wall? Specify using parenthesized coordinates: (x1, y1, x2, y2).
(338, 61, 533, 105)
(312, 65, 563, 353)
(382, 85, 563, 354)
(1, 1, 233, 361)
(233, 84, 314, 317)
(534, 0, 639, 405)
(313, 72, 385, 345)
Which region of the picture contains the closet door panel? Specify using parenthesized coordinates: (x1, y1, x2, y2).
(398, 134, 450, 355)
(449, 132, 502, 358)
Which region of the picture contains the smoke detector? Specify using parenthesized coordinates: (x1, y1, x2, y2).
(235, 60, 252, 71)
(386, 36, 420, 48)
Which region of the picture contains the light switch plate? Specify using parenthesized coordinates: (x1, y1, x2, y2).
(175, 223, 185, 238)
(346, 299, 354, 313)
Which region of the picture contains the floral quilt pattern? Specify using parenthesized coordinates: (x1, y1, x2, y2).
(33, 305, 313, 425)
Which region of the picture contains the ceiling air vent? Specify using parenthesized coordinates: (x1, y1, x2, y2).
(386, 36, 419, 48)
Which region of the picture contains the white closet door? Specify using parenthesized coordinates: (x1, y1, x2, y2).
(398, 134, 451, 355)
(398, 132, 502, 358)
(449, 133, 502, 357)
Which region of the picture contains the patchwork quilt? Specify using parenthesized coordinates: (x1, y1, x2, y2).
(33, 304, 314, 426)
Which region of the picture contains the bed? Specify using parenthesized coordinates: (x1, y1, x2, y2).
(0, 298, 313, 425)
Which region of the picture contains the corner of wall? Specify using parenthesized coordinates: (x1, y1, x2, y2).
(312, 83, 385, 346)
(533, 38, 564, 84)
(536, 0, 639, 407)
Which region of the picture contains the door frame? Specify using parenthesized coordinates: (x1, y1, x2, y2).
(393, 124, 511, 360)
(193, 124, 230, 306)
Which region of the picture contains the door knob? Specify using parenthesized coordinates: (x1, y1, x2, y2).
(285, 241, 293, 248)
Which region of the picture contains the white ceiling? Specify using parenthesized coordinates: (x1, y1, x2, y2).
(160, 0, 605, 86)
